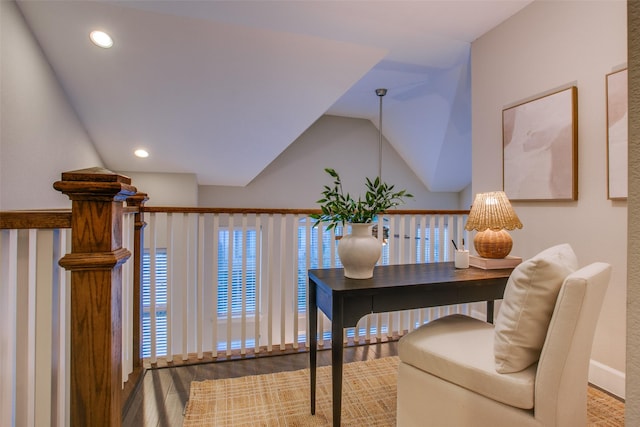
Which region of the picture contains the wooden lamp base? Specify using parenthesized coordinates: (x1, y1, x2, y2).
(474, 229, 513, 259)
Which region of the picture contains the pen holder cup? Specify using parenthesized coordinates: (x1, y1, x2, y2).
(455, 250, 470, 269)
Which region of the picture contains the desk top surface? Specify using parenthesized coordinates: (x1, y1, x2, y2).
(308, 262, 513, 292)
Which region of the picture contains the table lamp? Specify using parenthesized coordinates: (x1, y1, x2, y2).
(464, 191, 523, 259)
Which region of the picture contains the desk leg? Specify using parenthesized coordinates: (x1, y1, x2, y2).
(309, 279, 317, 415)
(331, 299, 343, 427)
(487, 300, 494, 324)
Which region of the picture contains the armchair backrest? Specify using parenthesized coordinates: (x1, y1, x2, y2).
(534, 262, 612, 426)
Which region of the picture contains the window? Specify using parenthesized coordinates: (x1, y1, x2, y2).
(295, 222, 447, 313)
(141, 219, 449, 357)
(216, 228, 257, 316)
(142, 228, 258, 357)
(142, 249, 167, 358)
(296, 223, 342, 312)
(415, 226, 446, 261)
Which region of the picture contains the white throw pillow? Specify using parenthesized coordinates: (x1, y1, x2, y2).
(494, 243, 578, 373)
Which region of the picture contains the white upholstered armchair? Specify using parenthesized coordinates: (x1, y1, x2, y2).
(396, 244, 611, 427)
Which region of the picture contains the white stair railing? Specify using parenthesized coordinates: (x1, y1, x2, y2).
(0, 206, 472, 426)
(1, 209, 138, 427)
(1, 225, 71, 427)
(140, 209, 471, 364)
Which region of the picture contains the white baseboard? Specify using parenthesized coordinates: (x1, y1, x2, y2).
(589, 359, 625, 399)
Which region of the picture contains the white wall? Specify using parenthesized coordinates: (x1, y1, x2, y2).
(472, 0, 627, 396)
(627, 1, 640, 423)
(458, 183, 473, 210)
(0, 1, 104, 210)
(119, 172, 198, 207)
(199, 115, 461, 209)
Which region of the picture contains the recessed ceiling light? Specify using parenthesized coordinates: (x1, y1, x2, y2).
(134, 149, 149, 158)
(90, 30, 113, 48)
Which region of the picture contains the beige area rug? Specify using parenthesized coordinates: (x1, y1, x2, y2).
(183, 356, 624, 427)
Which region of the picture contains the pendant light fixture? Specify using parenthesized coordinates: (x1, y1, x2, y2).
(376, 88, 387, 179)
(374, 88, 389, 244)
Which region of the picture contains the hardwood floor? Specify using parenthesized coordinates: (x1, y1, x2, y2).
(122, 341, 399, 427)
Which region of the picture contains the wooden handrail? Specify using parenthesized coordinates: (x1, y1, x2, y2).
(0, 210, 72, 229)
(0, 207, 469, 231)
(142, 206, 470, 215)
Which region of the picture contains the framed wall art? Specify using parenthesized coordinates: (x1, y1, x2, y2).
(606, 68, 628, 200)
(502, 86, 578, 201)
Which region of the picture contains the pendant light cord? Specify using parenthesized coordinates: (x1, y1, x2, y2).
(376, 88, 387, 180)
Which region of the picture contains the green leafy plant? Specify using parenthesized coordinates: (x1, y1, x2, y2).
(310, 168, 413, 230)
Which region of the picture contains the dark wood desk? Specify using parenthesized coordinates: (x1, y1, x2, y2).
(307, 262, 513, 427)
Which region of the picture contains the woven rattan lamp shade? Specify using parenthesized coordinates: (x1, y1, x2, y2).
(465, 191, 523, 258)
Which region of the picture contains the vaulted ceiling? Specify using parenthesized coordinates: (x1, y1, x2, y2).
(16, 0, 532, 192)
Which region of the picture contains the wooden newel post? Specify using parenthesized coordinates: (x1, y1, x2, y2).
(125, 192, 148, 371)
(54, 167, 137, 427)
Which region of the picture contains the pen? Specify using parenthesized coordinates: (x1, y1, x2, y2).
(451, 239, 458, 251)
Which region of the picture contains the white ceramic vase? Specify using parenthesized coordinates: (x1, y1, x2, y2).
(338, 223, 382, 279)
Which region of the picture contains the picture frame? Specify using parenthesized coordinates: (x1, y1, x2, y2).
(502, 86, 578, 201)
(606, 68, 628, 200)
